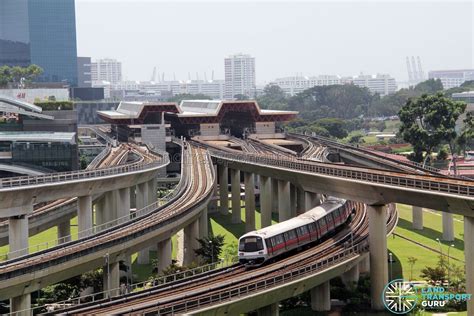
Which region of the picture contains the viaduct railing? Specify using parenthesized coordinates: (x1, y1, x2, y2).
(211, 151, 474, 197)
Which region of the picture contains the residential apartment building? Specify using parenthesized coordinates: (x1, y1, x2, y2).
(273, 75, 342, 96)
(428, 69, 474, 89)
(224, 53, 256, 99)
(350, 74, 397, 96)
(91, 58, 122, 85)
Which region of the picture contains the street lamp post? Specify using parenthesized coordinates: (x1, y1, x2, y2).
(436, 238, 443, 257)
(209, 240, 213, 264)
(104, 253, 110, 298)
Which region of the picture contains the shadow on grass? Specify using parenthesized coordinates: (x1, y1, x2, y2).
(397, 218, 464, 251)
(209, 212, 247, 239)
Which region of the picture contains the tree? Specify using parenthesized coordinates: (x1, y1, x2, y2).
(257, 84, 288, 110)
(222, 242, 238, 263)
(398, 92, 467, 166)
(194, 235, 225, 264)
(234, 94, 249, 100)
(315, 118, 348, 139)
(166, 93, 211, 104)
(407, 256, 418, 280)
(0, 64, 43, 88)
(414, 78, 443, 94)
(79, 155, 88, 170)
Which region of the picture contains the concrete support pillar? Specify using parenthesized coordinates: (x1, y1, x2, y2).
(218, 165, 229, 215)
(176, 229, 184, 266)
(278, 180, 291, 222)
(94, 197, 105, 227)
(103, 190, 117, 224)
(260, 175, 272, 228)
(359, 255, 370, 274)
(244, 172, 256, 232)
(296, 187, 306, 215)
(208, 164, 218, 213)
(147, 178, 157, 204)
(57, 220, 71, 244)
(290, 184, 297, 218)
(136, 182, 150, 264)
(304, 191, 320, 211)
(183, 219, 199, 266)
(117, 187, 131, 220)
(271, 178, 279, 215)
(157, 237, 172, 273)
(257, 303, 279, 316)
(103, 260, 120, 297)
(8, 213, 29, 258)
(230, 168, 241, 224)
(342, 264, 360, 289)
(311, 281, 330, 312)
(368, 204, 388, 310)
(412, 205, 423, 230)
(199, 207, 209, 239)
(442, 212, 454, 241)
(10, 295, 31, 316)
(78, 195, 93, 238)
(465, 216, 474, 316)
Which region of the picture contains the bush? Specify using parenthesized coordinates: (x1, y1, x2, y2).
(34, 101, 73, 111)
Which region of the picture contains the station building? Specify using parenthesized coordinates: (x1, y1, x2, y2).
(97, 100, 298, 150)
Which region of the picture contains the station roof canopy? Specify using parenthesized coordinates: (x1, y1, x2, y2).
(0, 132, 76, 144)
(0, 95, 54, 120)
(97, 100, 298, 125)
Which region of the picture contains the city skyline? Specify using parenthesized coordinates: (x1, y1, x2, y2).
(75, 1, 473, 84)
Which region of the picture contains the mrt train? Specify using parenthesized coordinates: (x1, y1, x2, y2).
(238, 198, 356, 266)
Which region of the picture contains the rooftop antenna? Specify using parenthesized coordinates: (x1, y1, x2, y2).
(211, 70, 214, 81)
(406, 57, 413, 84)
(162, 73, 165, 82)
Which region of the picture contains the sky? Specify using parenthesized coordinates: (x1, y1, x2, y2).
(75, 0, 474, 84)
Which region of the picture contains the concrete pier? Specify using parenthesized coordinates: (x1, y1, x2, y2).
(117, 187, 131, 220)
(341, 264, 360, 289)
(157, 237, 172, 273)
(260, 175, 272, 228)
(278, 180, 291, 221)
(199, 207, 209, 239)
(368, 204, 388, 310)
(442, 212, 454, 241)
(183, 219, 199, 266)
(311, 281, 330, 311)
(257, 303, 279, 316)
(296, 187, 306, 215)
(78, 195, 93, 238)
(218, 165, 229, 215)
(244, 172, 256, 232)
(304, 191, 320, 210)
(271, 178, 279, 215)
(412, 206, 423, 230)
(103, 190, 117, 224)
(359, 256, 370, 274)
(290, 184, 297, 218)
(230, 168, 241, 224)
(9, 213, 29, 258)
(57, 221, 71, 243)
(103, 260, 120, 297)
(10, 294, 31, 316)
(94, 197, 105, 227)
(136, 182, 150, 264)
(208, 164, 218, 213)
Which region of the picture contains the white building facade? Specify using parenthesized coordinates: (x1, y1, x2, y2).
(224, 53, 256, 99)
(91, 58, 122, 85)
(273, 75, 342, 96)
(350, 74, 397, 96)
(428, 69, 474, 89)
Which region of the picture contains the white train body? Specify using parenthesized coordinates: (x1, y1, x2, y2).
(238, 198, 355, 266)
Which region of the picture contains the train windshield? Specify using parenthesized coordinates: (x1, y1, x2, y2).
(239, 236, 264, 252)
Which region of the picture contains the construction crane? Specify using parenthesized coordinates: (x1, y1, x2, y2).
(151, 66, 157, 82)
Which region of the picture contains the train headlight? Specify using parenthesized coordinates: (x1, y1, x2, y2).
(239, 252, 243, 256)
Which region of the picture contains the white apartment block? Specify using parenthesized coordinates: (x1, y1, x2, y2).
(224, 53, 256, 99)
(91, 58, 122, 85)
(350, 74, 397, 96)
(428, 69, 474, 89)
(273, 75, 342, 96)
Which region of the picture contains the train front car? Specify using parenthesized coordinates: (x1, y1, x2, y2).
(238, 233, 268, 266)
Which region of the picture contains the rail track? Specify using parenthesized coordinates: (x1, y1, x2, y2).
(0, 143, 213, 306)
(54, 201, 396, 315)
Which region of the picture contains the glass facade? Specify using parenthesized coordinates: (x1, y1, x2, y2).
(0, 0, 78, 86)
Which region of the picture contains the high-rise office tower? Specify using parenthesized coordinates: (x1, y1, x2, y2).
(0, 0, 78, 86)
(224, 53, 256, 99)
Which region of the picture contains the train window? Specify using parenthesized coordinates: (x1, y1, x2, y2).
(277, 234, 284, 244)
(298, 225, 308, 236)
(239, 236, 264, 252)
(287, 230, 297, 240)
(334, 209, 341, 220)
